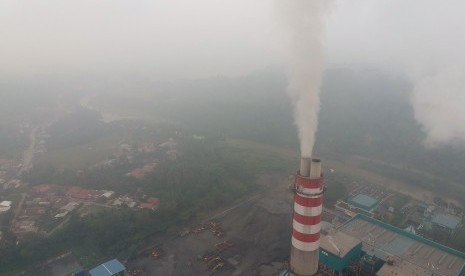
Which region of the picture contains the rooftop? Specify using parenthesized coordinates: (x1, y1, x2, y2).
(0, 201, 12, 212)
(348, 194, 379, 211)
(339, 215, 465, 276)
(376, 260, 429, 276)
(432, 213, 461, 230)
(33, 184, 52, 194)
(0, 201, 12, 207)
(67, 187, 104, 199)
(320, 231, 361, 258)
(89, 259, 125, 276)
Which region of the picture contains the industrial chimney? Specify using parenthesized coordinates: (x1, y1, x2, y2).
(290, 157, 324, 276)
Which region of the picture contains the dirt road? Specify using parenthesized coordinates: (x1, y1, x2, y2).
(10, 193, 27, 228)
(18, 126, 39, 176)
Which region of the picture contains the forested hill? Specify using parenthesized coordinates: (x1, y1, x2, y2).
(317, 68, 465, 187)
(91, 66, 465, 193)
(4, 67, 464, 196)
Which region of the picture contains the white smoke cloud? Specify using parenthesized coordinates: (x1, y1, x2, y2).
(326, 0, 465, 146)
(276, 0, 331, 157)
(412, 69, 465, 146)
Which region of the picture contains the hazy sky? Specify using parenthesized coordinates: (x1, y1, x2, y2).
(1, 0, 464, 80)
(0, 0, 280, 80)
(2, 0, 465, 144)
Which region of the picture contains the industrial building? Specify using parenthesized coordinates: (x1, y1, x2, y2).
(347, 194, 379, 212)
(431, 213, 462, 234)
(284, 158, 465, 275)
(88, 259, 125, 276)
(318, 214, 465, 276)
(320, 231, 363, 273)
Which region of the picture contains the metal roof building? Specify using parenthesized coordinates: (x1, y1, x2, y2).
(348, 194, 379, 211)
(329, 214, 465, 276)
(320, 231, 363, 274)
(432, 213, 462, 232)
(88, 259, 125, 276)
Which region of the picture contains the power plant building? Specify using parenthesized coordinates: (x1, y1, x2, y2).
(286, 158, 465, 275)
(431, 213, 462, 234)
(347, 194, 379, 212)
(318, 214, 465, 276)
(319, 231, 363, 274)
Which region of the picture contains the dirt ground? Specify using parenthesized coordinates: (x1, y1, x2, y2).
(126, 174, 294, 276)
(24, 254, 82, 276)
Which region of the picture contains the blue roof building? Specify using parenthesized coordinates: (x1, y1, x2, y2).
(282, 213, 465, 275)
(89, 259, 125, 276)
(347, 194, 379, 211)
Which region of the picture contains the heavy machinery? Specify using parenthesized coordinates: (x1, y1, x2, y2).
(216, 240, 234, 251)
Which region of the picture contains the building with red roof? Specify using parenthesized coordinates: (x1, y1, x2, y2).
(139, 197, 159, 210)
(34, 184, 51, 194)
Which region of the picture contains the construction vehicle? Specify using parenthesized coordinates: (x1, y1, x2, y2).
(208, 261, 223, 271)
(208, 220, 221, 229)
(207, 257, 222, 270)
(201, 253, 217, 263)
(208, 257, 222, 265)
(126, 269, 142, 276)
(216, 240, 234, 251)
(151, 248, 164, 260)
(191, 224, 207, 233)
(212, 228, 225, 238)
(209, 262, 225, 274)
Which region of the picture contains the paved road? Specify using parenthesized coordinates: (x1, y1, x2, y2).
(205, 194, 262, 222)
(18, 126, 39, 176)
(10, 193, 27, 228)
(45, 216, 71, 238)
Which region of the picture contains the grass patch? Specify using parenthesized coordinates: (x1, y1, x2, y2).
(35, 214, 63, 233)
(72, 244, 105, 268)
(37, 134, 121, 169)
(79, 205, 111, 217)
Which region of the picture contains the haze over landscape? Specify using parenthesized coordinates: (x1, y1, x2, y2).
(1, 1, 465, 275)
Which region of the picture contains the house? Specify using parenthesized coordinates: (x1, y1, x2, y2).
(0, 201, 12, 212)
(33, 184, 53, 194)
(138, 197, 159, 210)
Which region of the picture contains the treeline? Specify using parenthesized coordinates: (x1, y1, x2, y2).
(91, 67, 465, 187)
(46, 107, 112, 151)
(0, 124, 28, 156)
(0, 209, 174, 273)
(23, 159, 138, 195)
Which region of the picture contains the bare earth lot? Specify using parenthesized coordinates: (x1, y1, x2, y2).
(126, 174, 293, 276)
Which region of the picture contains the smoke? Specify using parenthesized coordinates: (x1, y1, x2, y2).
(276, 0, 330, 157)
(411, 68, 465, 147)
(398, 3, 465, 147)
(326, 0, 465, 147)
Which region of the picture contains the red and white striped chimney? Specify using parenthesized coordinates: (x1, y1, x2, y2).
(290, 157, 324, 276)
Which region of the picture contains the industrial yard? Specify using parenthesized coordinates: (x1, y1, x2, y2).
(122, 157, 465, 276)
(125, 173, 293, 276)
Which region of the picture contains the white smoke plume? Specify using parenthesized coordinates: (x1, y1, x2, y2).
(327, 0, 465, 147)
(276, 0, 330, 157)
(411, 68, 465, 147)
